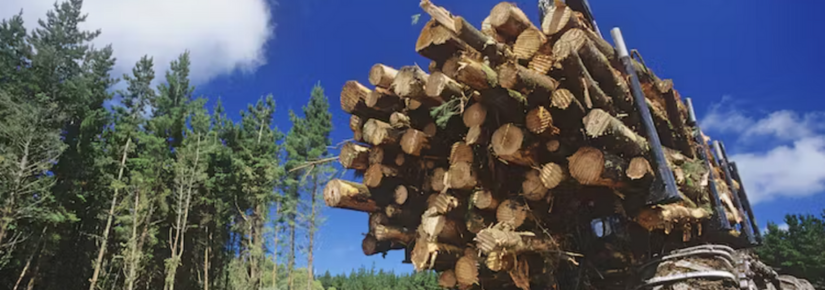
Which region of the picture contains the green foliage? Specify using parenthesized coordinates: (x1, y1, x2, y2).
(316, 265, 441, 290)
(429, 98, 461, 129)
(756, 211, 825, 288)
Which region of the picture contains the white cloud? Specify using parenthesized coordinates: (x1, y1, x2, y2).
(763, 223, 789, 234)
(1, 0, 275, 84)
(701, 98, 825, 204)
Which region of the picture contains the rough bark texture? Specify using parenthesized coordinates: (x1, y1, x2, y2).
(324, 179, 380, 212)
(339, 142, 370, 170)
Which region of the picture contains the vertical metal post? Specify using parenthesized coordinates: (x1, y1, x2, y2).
(685, 98, 731, 231)
(713, 141, 757, 245)
(611, 28, 681, 205)
(729, 161, 762, 244)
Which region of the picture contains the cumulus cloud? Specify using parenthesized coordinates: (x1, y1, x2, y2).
(1, 0, 274, 84)
(701, 98, 825, 204)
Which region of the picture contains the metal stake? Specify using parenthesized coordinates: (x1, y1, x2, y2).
(611, 28, 681, 205)
(713, 141, 757, 245)
(685, 98, 731, 231)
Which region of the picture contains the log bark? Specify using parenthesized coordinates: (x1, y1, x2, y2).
(635, 204, 709, 233)
(448, 162, 478, 190)
(324, 179, 379, 212)
(400, 129, 431, 156)
(369, 64, 398, 88)
(522, 169, 549, 201)
(475, 225, 559, 255)
(363, 119, 401, 146)
(341, 81, 384, 117)
(479, 88, 526, 124)
(481, 16, 507, 44)
(583, 108, 649, 157)
(462, 102, 487, 128)
(442, 54, 498, 91)
(489, 2, 532, 40)
(369, 212, 389, 233)
(416, 19, 470, 63)
(363, 163, 398, 188)
(513, 27, 546, 61)
(525, 106, 559, 138)
(552, 30, 613, 111)
(450, 142, 474, 165)
(366, 87, 404, 112)
(426, 71, 464, 103)
(496, 199, 528, 229)
(492, 124, 538, 166)
(568, 147, 628, 188)
(540, 162, 566, 190)
(472, 189, 500, 211)
(497, 62, 558, 103)
(392, 65, 431, 104)
(339, 142, 370, 170)
(454, 16, 511, 64)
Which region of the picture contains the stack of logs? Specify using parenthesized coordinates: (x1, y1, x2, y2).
(326, 1, 743, 289)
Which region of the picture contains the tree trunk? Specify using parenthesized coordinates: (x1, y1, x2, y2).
(339, 142, 370, 170)
(307, 175, 318, 290)
(514, 27, 547, 61)
(204, 228, 211, 290)
(90, 137, 130, 290)
(365, 87, 404, 113)
(582, 108, 649, 157)
(271, 203, 280, 289)
(166, 135, 202, 290)
(426, 71, 464, 103)
(416, 19, 472, 64)
(362, 119, 401, 146)
(13, 227, 46, 290)
(125, 188, 141, 290)
(568, 146, 629, 188)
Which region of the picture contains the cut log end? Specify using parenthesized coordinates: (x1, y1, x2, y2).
(339, 142, 370, 170)
(363, 119, 400, 146)
(489, 2, 531, 39)
(492, 123, 524, 157)
(540, 162, 566, 189)
(324, 179, 377, 212)
(369, 64, 399, 88)
(439, 269, 457, 288)
(627, 157, 652, 180)
(401, 129, 430, 156)
(450, 142, 474, 164)
(496, 199, 528, 228)
(472, 189, 499, 211)
(526, 106, 559, 136)
(392, 65, 430, 101)
(394, 185, 409, 205)
(426, 71, 463, 102)
(463, 102, 488, 128)
(341, 81, 371, 114)
(522, 169, 549, 201)
(514, 27, 546, 61)
(455, 254, 480, 287)
(448, 162, 478, 190)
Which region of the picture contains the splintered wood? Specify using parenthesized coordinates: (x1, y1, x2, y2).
(326, 1, 744, 289)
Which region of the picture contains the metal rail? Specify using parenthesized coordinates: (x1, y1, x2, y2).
(714, 141, 757, 245)
(685, 98, 732, 231)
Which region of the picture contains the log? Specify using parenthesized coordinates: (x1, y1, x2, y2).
(583, 108, 649, 157)
(627, 157, 652, 180)
(363, 119, 401, 146)
(551, 30, 614, 111)
(395, 152, 406, 166)
(540, 162, 566, 190)
(400, 129, 431, 156)
(513, 27, 546, 61)
(385, 204, 420, 227)
(340, 81, 377, 116)
(324, 179, 379, 212)
(392, 65, 431, 104)
(548, 88, 586, 128)
(496, 199, 528, 229)
(442, 54, 498, 91)
(350, 115, 365, 142)
(522, 169, 549, 201)
(497, 62, 558, 101)
(448, 161, 478, 190)
(411, 236, 463, 271)
(427, 192, 461, 215)
(339, 142, 370, 170)
(369, 212, 390, 232)
(423, 122, 438, 137)
(479, 88, 526, 124)
(465, 125, 489, 146)
(541, 3, 576, 36)
(368, 145, 396, 165)
(362, 234, 404, 256)
(450, 142, 474, 164)
(439, 269, 457, 289)
(406, 98, 423, 110)
(455, 253, 480, 288)
(525, 106, 559, 137)
(462, 102, 487, 128)
(364, 163, 398, 188)
(528, 52, 554, 75)
(475, 225, 559, 255)
(420, 213, 465, 245)
(491, 124, 537, 166)
(373, 224, 415, 245)
(365, 87, 404, 112)
(489, 2, 532, 40)
(369, 63, 399, 88)
(394, 185, 410, 205)
(568, 147, 628, 188)
(635, 204, 710, 233)
(481, 16, 507, 44)
(416, 19, 470, 63)
(426, 71, 464, 103)
(454, 16, 511, 64)
(472, 189, 500, 211)
(431, 167, 448, 193)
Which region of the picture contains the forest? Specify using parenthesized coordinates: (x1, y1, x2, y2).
(0, 0, 353, 289)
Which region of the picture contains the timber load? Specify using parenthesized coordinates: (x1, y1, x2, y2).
(327, 1, 746, 289)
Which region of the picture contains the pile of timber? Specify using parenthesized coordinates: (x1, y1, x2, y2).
(326, 1, 744, 289)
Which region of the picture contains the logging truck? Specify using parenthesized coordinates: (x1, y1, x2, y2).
(326, 0, 815, 289)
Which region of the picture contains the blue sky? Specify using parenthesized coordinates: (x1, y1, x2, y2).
(4, 0, 825, 276)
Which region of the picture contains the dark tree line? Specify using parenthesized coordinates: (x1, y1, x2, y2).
(316, 265, 440, 290)
(0, 1, 334, 289)
(756, 211, 825, 289)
